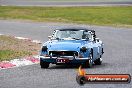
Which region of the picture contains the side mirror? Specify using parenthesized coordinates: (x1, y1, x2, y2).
(48, 36, 52, 40)
(95, 38, 100, 42)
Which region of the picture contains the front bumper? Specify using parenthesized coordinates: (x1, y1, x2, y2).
(40, 56, 89, 64)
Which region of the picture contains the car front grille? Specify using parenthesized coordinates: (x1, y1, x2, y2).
(49, 51, 78, 57)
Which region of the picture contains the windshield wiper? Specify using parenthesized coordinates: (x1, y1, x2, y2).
(56, 37, 60, 40)
(72, 38, 80, 40)
(55, 37, 65, 40)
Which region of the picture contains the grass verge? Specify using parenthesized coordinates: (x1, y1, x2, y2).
(0, 6, 132, 27)
(0, 35, 41, 61)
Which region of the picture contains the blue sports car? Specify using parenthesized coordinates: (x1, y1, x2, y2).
(40, 27, 104, 68)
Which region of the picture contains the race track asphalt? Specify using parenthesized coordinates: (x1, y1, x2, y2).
(0, 0, 132, 6)
(0, 20, 132, 88)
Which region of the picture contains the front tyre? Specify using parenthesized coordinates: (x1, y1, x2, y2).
(94, 58, 102, 65)
(84, 59, 93, 68)
(40, 60, 49, 68)
(83, 51, 93, 68)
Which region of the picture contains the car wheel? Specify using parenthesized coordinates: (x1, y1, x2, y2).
(102, 48, 104, 54)
(94, 58, 102, 65)
(83, 51, 93, 68)
(40, 60, 49, 68)
(85, 59, 93, 68)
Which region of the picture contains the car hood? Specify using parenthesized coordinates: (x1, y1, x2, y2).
(45, 40, 89, 51)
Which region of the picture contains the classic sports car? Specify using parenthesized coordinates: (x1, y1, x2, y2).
(40, 27, 104, 68)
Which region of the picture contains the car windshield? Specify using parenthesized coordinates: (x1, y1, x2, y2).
(52, 30, 92, 40)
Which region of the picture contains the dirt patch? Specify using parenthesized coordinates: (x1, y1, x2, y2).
(0, 35, 41, 61)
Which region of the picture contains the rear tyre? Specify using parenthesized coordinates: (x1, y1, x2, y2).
(40, 60, 49, 68)
(102, 48, 104, 54)
(94, 58, 102, 65)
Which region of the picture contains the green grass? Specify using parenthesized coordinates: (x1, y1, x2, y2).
(0, 35, 40, 61)
(0, 6, 132, 27)
(0, 50, 31, 61)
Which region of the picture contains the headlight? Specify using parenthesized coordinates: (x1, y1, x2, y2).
(42, 46, 48, 52)
(80, 47, 87, 52)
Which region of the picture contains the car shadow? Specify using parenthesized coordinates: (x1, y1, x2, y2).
(48, 62, 108, 69)
(49, 64, 80, 69)
(92, 62, 108, 68)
